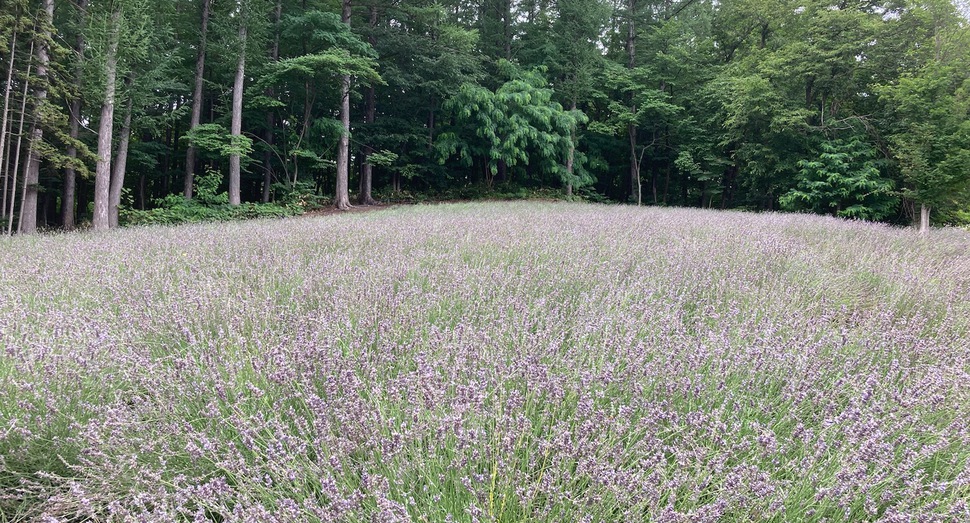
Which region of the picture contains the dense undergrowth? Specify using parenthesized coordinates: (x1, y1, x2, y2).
(1, 202, 969, 522)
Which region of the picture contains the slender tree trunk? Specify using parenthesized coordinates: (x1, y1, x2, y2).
(427, 99, 435, 150)
(358, 4, 378, 206)
(358, 83, 377, 205)
(503, 0, 512, 60)
(565, 99, 576, 197)
(77, 175, 89, 219)
(138, 174, 145, 208)
(0, 119, 10, 221)
(626, 0, 638, 203)
(334, 0, 352, 210)
(20, 0, 55, 235)
(6, 42, 32, 236)
(919, 203, 930, 234)
(262, 113, 274, 202)
(628, 127, 638, 206)
(93, 9, 121, 231)
(229, 23, 247, 207)
(17, 141, 33, 233)
(663, 164, 670, 204)
(41, 190, 52, 227)
(633, 149, 643, 207)
(162, 126, 171, 194)
(109, 84, 133, 228)
(62, 101, 81, 229)
(263, 0, 281, 203)
(62, 0, 88, 230)
(721, 164, 736, 209)
(0, 31, 17, 220)
(184, 0, 211, 199)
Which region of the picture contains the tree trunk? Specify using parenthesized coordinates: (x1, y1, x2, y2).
(721, 164, 736, 209)
(37, 191, 53, 227)
(184, 0, 211, 199)
(19, 0, 55, 235)
(663, 164, 670, 204)
(358, 83, 377, 205)
(427, 99, 435, 150)
(138, 173, 145, 209)
(334, 0, 352, 210)
(919, 203, 930, 234)
(262, 0, 282, 203)
(626, 0, 638, 203)
(62, 0, 88, 230)
(0, 31, 17, 220)
(358, 3, 378, 206)
(627, 130, 638, 207)
(109, 85, 133, 228)
(6, 42, 33, 236)
(77, 175, 89, 220)
(93, 9, 121, 231)
(229, 23, 247, 207)
(62, 101, 81, 229)
(162, 125, 171, 194)
(262, 116, 274, 202)
(503, 0, 512, 60)
(565, 99, 576, 197)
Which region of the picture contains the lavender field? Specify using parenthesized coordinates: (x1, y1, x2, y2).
(1, 202, 969, 522)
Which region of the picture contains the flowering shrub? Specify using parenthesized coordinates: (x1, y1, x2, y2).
(1, 202, 968, 522)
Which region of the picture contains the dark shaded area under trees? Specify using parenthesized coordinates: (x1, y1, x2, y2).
(0, 0, 968, 233)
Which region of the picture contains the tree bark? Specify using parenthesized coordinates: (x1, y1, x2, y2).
(627, 125, 638, 207)
(334, 0, 352, 210)
(0, 31, 17, 220)
(358, 84, 377, 205)
(184, 0, 211, 199)
(262, 0, 282, 203)
(77, 173, 89, 219)
(62, 100, 81, 229)
(93, 9, 120, 231)
(565, 99, 576, 197)
(62, 0, 89, 230)
(109, 83, 133, 228)
(358, 3, 378, 206)
(427, 99, 435, 150)
(19, 0, 55, 234)
(503, 0, 512, 60)
(5, 41, 32, 236)
(663, 164, 670, 204)
(229, 22, 247, 206)
(919, 203, 930, 234)
(626, 0, 638, 203)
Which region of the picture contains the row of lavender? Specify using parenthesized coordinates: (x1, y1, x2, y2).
(1, 202, 969, 522)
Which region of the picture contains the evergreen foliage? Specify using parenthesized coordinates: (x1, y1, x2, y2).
(781, 138, 897, 220)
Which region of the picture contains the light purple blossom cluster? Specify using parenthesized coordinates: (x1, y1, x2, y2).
(1, 202, 969, 522)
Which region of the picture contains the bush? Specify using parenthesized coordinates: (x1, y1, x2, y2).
(271, 181, 330, 211)
(122, 170, 301, 226)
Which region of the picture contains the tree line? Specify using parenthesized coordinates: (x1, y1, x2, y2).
(1, 0, 968, 234)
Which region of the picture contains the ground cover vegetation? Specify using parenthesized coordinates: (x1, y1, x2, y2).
(0, 0, 969, 234)
(1, 202, 969, 521)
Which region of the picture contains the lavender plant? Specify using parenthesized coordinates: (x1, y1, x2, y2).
(1, 202, 969, 522)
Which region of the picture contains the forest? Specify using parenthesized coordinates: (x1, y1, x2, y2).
(0, 0, 968, 234)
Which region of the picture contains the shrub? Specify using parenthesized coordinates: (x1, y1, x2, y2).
(122, 170, 300, 226)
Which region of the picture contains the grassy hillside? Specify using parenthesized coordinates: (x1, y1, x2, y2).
(1, 202, 969, 522)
